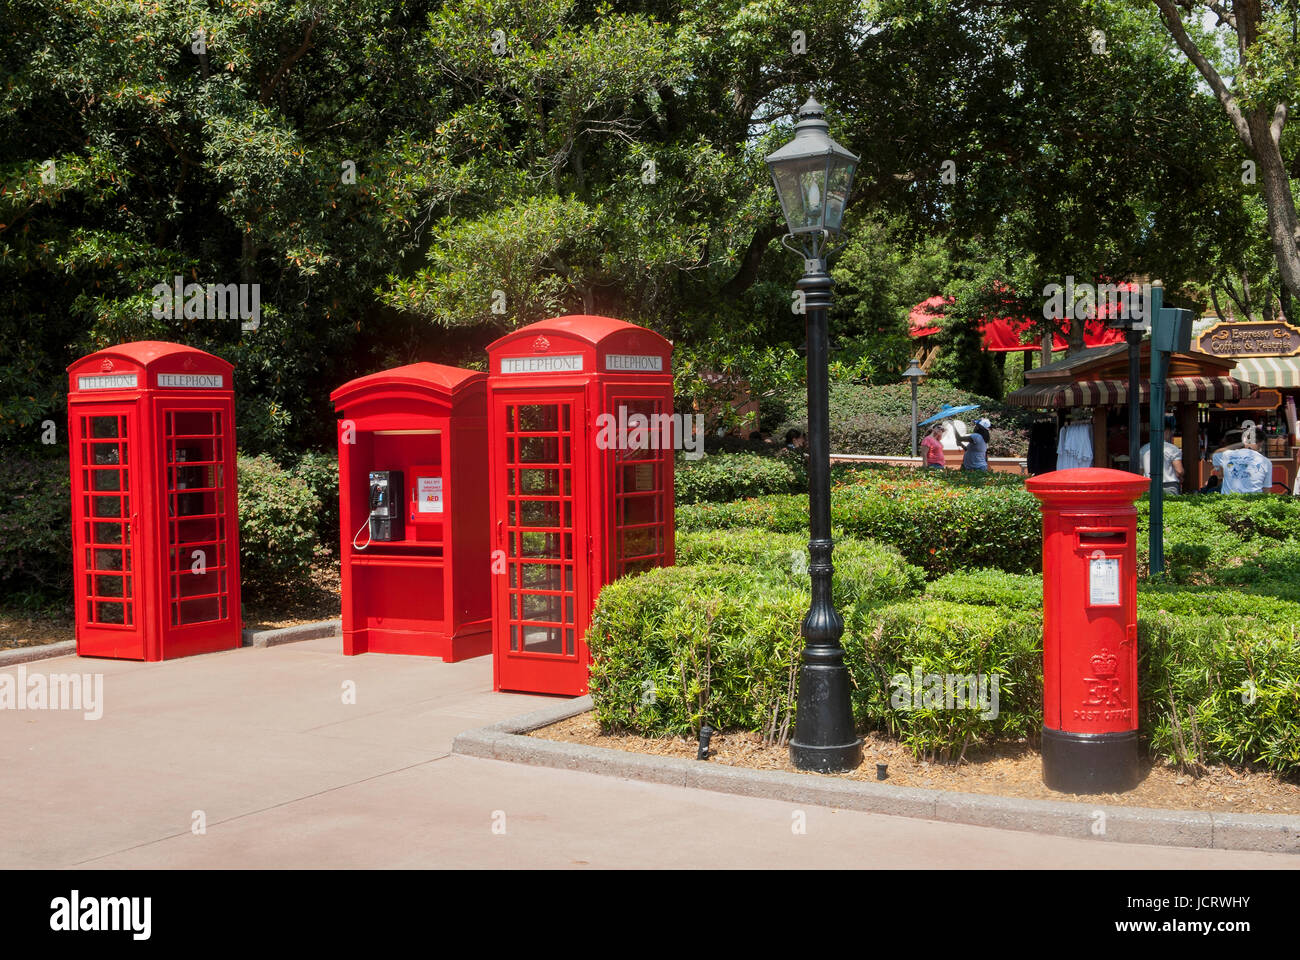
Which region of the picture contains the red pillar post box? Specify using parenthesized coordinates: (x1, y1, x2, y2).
(331, 363, 492, 659)
(1025, 467, 1148, 793)
(485, 315, 675, 695)
(67, 342, 242, 661)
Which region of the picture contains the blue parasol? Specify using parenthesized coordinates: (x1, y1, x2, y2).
(917, 403, 981, 427)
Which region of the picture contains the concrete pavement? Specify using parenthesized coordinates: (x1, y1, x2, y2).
(1, 638, 1294, 869)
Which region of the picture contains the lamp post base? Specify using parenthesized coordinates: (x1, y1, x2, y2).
(789, 653, 863, 773)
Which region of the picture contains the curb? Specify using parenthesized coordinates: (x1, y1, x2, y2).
(0, 641, 77, 667)
(0, 619, 341, 665)
(452, 697, 1300, 855)
(243, 618, 341, 648)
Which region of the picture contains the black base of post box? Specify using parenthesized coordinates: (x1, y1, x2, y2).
(1041, 727, 1140, 794)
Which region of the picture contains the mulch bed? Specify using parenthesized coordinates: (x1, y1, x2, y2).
(532, 711, 1300, 815)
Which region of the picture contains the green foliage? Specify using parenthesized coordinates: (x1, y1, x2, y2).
(1141, 612, 1300, 776)
(846, 600, 1043, 761)
(926, 569, 1043, 611)
(0, 455, 72, 599)
(292, 450, 340, 555)
(236, 453, 320, 600)
(673, 452, 804, 504)
(591, 531, 923, 736)
(677, 469, 1040, 576)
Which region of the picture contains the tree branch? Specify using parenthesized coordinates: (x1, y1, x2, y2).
(1152, 0, 1253, 149)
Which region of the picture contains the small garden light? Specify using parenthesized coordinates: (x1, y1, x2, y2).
(903, 357, 926, 458)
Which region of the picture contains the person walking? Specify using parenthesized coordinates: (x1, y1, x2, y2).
(921, 423, 946, 470)
(1211, 441, 1272, 494)
(959, 418, 990, 472)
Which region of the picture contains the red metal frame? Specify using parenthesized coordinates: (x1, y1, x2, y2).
(67, 342, 241, 661)
(486, 315, 674, 695)
(331, 363, 491, 659)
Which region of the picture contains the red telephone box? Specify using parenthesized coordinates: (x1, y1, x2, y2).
(331, 363, 492, 660)
(67, 342, 241, 661)
(1026, 468, 1148, 793)
(485, 315, 675, 695)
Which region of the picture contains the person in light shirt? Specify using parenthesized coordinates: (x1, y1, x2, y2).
(1210, 442, 1272, 494)
(1139, 418, 1183, 494)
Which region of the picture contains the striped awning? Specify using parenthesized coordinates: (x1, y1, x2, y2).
(1006, 376, 1254, 409)
(1232, 357, 1300, 389)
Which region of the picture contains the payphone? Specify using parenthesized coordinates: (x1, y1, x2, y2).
(365, 469, 404, 543)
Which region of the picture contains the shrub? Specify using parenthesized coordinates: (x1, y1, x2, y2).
(237, 453, 320, 599)
(674, 527, 925, 622)
(674, 452, 804, 504)
(292, 450, 340, 553)
(677, 472, 1041, 576)
(1141, 612, 1300, 775)
(847, 599, 1044, 761)
(926, 569, 1042, 610)
(588, 565, 806, 738)
(0, 455, 72, 601)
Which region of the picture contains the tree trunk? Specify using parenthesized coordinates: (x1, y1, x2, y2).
(1246, 107, 1300, 299)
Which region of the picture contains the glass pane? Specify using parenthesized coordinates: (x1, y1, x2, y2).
(95, 602, 124, 624)
(93, 549, 123, 571)
(521, 563, 563, 590)
(92, 496, 121, 518)
(95, 575, 123, 598)
(622, 529, 656, 558)
(91, 443, 120, 466)
(521, 531, 561, 558)
(174, 411, 215, 435)
(519, 469, 560, 496)
(522, 594, 562, 622)
(623, 496, 660, 525)
(519, 436, 559, 463)
(510, 625, 519, 652)
(518, 405, 559, 432)
(91, 469, 121, 492)
(521, 625, 563, 653)
(93, 523, 122, 545)
(90, 417, 119, 439)
(565, 628, 574, 655)
(520, 500, 560, 527)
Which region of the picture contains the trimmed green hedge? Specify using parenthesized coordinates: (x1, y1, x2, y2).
(674, 452, 804, 504)
(590, 534, 924, 738)
(677, 472, 1041, 576)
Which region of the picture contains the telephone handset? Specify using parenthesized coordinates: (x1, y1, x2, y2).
(352, 470, 405, 550)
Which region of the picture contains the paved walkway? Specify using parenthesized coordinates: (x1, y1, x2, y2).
(1, 638, 1294, 869)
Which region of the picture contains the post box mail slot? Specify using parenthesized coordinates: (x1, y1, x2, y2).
(331, 363, 491, 660)
(486, 315, 675, 696)
(1026, 468, 1149, 793)
(67, 342, 242, 661)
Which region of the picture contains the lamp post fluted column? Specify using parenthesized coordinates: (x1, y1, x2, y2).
(789, 262, 862, 773)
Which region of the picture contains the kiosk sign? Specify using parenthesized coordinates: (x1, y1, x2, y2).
(1197, 320, 1300, 357)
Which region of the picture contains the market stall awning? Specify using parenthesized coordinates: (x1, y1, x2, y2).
(908, 295, 1126, 352)
(1232, 356, 1300, 389)
(1006, 376, 1254, 409)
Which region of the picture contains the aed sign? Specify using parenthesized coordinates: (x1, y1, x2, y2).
(158, 373, 225, 389)
(417, 476, 444, 513)
(499, 355, 584, 374)
(77, 374, 139, 390)
(605, 354, 663, 372)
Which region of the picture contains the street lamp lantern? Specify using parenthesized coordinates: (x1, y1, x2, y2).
(765, 97, 860, 241)
(903, 357, 926, 459)
(765, 97, 863, 774)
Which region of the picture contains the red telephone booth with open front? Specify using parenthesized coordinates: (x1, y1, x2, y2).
(331, 363, 492, 660)
(486, 315, 675, 695)
(67, 342, 241, 661)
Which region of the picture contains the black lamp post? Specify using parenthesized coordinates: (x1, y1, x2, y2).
(765, 97, 862, 773)
(904, 357, 926, 458)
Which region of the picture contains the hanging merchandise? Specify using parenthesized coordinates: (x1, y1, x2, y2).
(1056, 421, 1094, 470)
